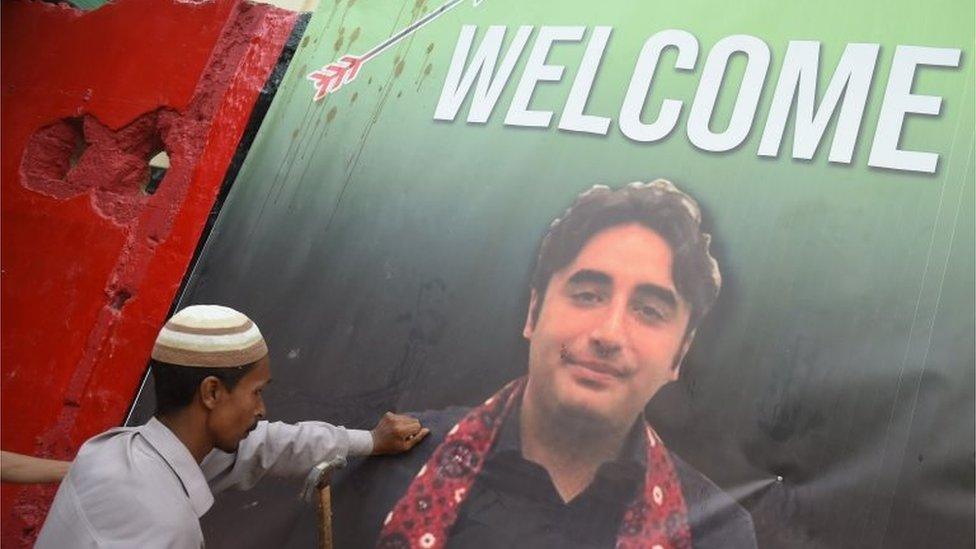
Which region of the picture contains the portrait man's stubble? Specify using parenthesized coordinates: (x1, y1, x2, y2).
(333, 180, 757, 549)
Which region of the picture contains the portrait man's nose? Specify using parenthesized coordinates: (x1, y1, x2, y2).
(590, 304, 626, 358)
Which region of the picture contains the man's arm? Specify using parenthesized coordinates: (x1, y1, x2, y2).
(0, 451, 70, 484)
(202, 413, 428, 493)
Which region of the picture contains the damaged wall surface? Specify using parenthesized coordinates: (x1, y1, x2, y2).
(1, 0, 299, 545)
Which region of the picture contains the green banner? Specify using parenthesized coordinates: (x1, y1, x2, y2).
(139, 0, 973, 547)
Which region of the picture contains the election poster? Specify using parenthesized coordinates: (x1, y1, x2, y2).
(129, 0, 974, 547)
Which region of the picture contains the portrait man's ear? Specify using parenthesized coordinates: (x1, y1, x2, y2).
(670, 329, 697, 380)
(522, 289, 539, 339)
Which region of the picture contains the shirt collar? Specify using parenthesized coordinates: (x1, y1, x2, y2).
(490, 402, 522, 456)
(139, 417, 215, 517)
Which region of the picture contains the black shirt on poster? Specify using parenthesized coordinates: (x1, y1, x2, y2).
(332, 406, 757, 549)
(446, 407, 644, 548)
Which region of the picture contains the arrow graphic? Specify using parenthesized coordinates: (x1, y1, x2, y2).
(307, 0, 485, 101)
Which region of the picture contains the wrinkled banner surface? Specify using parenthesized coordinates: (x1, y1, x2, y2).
(130, 0, 974, 547)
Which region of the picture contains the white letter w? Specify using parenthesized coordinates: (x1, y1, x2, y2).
(434, 25, 533, 123)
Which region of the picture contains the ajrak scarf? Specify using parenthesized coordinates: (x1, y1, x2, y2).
(377, 378, 692, 549)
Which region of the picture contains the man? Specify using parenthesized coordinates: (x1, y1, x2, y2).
(37, 304, 428, 547)
(333, 180, 756, 548)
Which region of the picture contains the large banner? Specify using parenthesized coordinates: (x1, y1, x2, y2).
(130, 0, 974, 547)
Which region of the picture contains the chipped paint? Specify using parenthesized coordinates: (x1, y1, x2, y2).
(1, 0, 298, 544)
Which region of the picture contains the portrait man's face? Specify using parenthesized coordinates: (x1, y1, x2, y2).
(523, 222, 693, 430)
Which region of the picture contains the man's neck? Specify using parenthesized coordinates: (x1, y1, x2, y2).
(518, 391, 633, 503)
(156, 410, 214, 464)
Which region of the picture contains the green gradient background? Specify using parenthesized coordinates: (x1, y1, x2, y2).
(171, 1, 973, 547)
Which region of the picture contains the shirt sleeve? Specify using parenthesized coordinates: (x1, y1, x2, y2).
(201, 421, 373, 494)
(348, 428, 375, 456)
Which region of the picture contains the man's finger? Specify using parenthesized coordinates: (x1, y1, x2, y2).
(403, 424, 424, 439)
(396, 423, 419, 433)
(406, 428, 430, 448)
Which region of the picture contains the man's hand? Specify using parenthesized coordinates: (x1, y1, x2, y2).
(370, 412, 430, 455)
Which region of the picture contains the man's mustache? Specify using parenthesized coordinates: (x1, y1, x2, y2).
(560, 345, 629, 378)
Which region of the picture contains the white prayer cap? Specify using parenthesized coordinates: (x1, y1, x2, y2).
(151, 305, 268, 368)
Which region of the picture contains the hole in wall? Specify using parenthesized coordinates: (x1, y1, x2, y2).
(19, 116, 88, 198)
(66, 117, 87, 169)
(109, 288, 133, 310)
(144, 150, 169, 195)
(20, 111, 173, 222)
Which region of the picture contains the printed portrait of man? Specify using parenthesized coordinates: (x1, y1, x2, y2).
(332, 180, 757, 549)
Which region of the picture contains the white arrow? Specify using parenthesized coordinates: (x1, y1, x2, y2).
(307, 0, 486, 101)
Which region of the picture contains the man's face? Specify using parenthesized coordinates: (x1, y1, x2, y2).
(206, 356, 271, 453)
(523, 223, 693, 431)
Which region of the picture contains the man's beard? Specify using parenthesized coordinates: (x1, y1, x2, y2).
(533, 377, 635, 443)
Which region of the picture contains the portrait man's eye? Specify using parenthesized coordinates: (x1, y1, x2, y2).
(631, 300, 665, 323)
(569, 289, 605, 306)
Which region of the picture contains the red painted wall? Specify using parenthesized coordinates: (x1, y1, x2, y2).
(1, 1, 298, 544)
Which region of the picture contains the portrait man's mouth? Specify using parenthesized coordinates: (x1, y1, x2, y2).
(560, 346, 629, 388)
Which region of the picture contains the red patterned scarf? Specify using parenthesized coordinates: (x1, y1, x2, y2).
(377, 378, 692, 549)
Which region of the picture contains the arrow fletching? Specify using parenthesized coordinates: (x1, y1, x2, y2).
(306, 54, 364, 101)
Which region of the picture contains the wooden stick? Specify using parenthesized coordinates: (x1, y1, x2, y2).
(318, 484, 334, 549)
(302, 457, 344, 549)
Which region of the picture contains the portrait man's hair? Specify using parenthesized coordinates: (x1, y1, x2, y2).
(529, 180, 722, 333)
